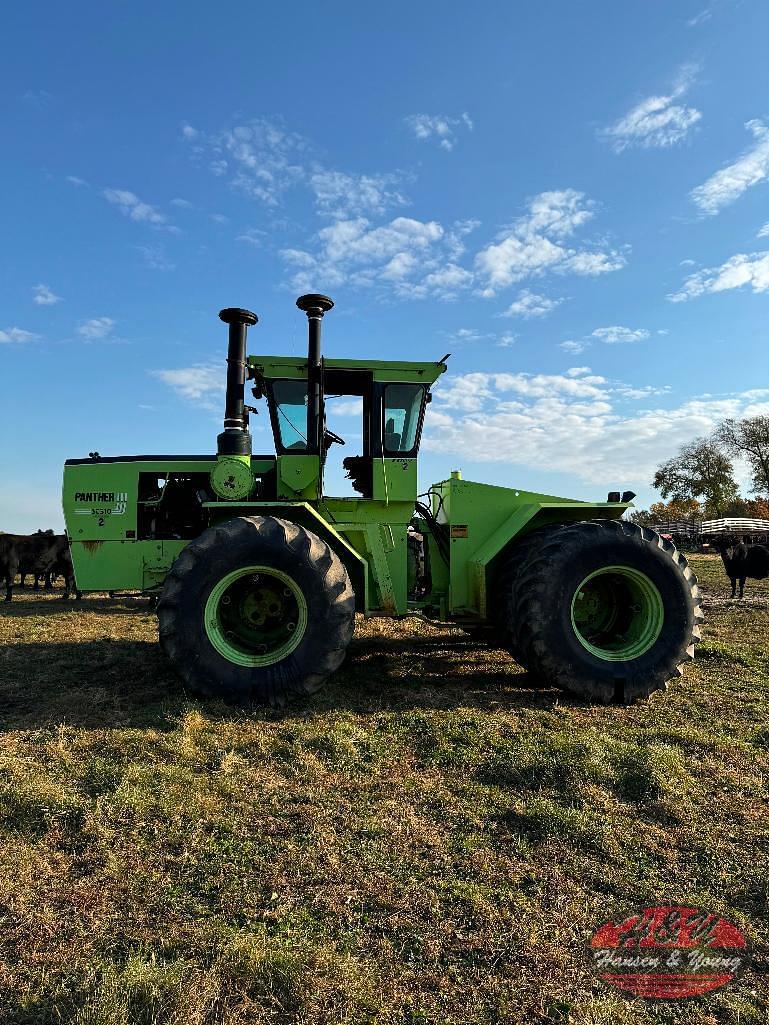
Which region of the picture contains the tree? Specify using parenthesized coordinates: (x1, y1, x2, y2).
(629, 498, 702, 528)
(724, 496, 769, 519)
(652, 438, 739, 518)
(715, 416, 769, 494)
(744, 497, 769, 519)
(649, 498, 703, 522)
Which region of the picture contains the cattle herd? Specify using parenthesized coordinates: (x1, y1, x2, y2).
(0, 530, 80, 602)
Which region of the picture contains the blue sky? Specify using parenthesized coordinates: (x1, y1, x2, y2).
(2, 0, 769, 530)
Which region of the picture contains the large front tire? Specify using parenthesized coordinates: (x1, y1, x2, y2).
(157, 516, 355, 705)
(508, 520, 703, 703)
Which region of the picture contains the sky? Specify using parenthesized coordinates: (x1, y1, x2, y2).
(2, 0, 769, 531)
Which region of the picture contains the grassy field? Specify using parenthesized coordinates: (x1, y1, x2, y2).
(0, 554, 767, 1024)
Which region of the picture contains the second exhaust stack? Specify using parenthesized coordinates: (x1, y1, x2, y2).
(296, 293, 333, 454)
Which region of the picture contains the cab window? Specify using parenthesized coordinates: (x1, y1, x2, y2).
(272, 380, 308, 451)
(383, 384, 425, 454)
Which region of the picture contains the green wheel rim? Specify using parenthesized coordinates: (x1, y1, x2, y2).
(570, 565, 664, 661)
(204, 565, 308, 667)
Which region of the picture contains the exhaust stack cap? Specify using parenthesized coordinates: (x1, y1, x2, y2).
(296, 294, 334, 316)
(219, 307, 258, 327)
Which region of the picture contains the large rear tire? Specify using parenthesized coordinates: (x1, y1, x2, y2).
(157, 516, 355, 705)
(505, 520, 703, 703)
(492, 527, 557, 668)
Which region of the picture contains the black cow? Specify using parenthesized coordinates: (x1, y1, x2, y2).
(18, 529, 55, 588)
(50, 540, 82, 600)
(720, 539, 769, 598)
(0, 532, 60, 602)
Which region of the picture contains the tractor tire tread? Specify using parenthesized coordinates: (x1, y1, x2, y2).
(511, 519, 702, 704)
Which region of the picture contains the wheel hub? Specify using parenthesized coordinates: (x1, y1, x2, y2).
(204, 566, 307, 667)
(571, 565, 664, 661)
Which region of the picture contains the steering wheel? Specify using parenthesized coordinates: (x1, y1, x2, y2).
(324, 428, 346, 447)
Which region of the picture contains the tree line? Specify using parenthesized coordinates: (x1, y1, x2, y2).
(632, 415, 769, 524)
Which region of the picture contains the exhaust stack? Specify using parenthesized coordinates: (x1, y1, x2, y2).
(217, 307, 258, 456)
(296, 294, 333, 454)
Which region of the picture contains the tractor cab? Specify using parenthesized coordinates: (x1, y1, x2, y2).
(248, 354, 446, 503)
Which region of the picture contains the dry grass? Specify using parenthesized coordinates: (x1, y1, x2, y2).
(0, 555, 767, 1023)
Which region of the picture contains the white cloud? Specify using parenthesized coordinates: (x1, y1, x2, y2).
(426, 371, 769, 487)
(22, 89, 52, 108)
(281, 215, 475, 300)
(440, 327, 515, 348)
(687, 6, 713, 27)
(151, 364, 223, 410)
(0, 327, 39, 344)
(405, 263, 474, 300)
(603, 68, 701, 152)
(449, 328, 491, 345)
(309, 169, 408, 217)
(170, 197, 193, 208)
(592, 325, 650, 344)
(188, 117, 412, 219)
(502, 289, 563, 318)
(137, 245, 175, 271)
(325, 397, 363, 417)
(474, 190, 625, 296)
(66, 175, 88, 187)
(691, 120, 769, 215)
(758, 221, 769, 238)
(210, 213, 228, 224)
(103, 188, 172, 228)
(281, 193, 622, 303)
(236, 228, 266, 247)
(188, 119, 308, 206)
(33, 283, 61, 306)
(559, 325, 650, 353)
(565, 251, 625, 275)
(78, 317, 115, 340)
(181, 124, 198, 140)
(669, 250, 769, 301)
(404, 113, 473, 151)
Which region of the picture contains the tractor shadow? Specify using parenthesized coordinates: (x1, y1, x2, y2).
(0, 601, 566, 731)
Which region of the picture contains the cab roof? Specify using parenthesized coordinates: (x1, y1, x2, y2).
(248, 354, 448, 386)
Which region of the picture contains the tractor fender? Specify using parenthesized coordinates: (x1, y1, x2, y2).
(206, 501, 368, 612)
(467, 502, 628, 618)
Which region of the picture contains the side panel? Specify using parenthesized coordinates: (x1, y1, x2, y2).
(63, 458, 219, 591)
(322, 494, 414, 615)
(69, 539, 190, 591)
(371, 458, 418, 504)
(277, 454, 320, 499)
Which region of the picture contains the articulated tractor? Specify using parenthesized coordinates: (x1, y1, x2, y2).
(63, 296, 702, 704)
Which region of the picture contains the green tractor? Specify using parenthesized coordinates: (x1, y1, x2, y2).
(62, 296, 702, 705)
